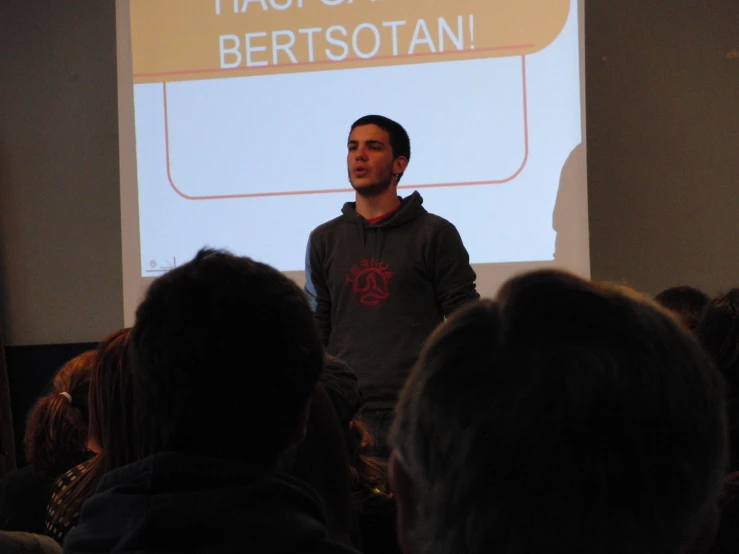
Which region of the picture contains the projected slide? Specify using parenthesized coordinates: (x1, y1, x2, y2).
(129, 0, 583, 275)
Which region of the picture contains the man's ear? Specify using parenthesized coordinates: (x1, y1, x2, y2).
(393, 156, 409, 177)
(390, 450, 417, 554)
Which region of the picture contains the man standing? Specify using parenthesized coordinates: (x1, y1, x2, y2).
(305, 115, 478, 448)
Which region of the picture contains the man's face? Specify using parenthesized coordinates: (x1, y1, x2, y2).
(347, 124, 398, 197)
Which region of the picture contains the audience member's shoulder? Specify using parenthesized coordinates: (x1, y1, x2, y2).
(0, 531, 61, 554)
(321, 356, 362, 426)
(218, 537, 359, 554)
(0, 466, 49, 534)
(0, 465, 44, 490)
(316, 541, 362, 554)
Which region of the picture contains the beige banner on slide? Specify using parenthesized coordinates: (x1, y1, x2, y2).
(132, 0, 570, 83)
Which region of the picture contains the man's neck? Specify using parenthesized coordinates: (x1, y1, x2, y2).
(355, 188, 401, 220)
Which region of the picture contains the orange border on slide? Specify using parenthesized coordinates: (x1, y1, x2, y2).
(164, 55, 529, 200)
(138, 44, 534, 80)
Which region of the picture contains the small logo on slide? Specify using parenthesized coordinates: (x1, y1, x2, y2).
(345, 258, 393, 308)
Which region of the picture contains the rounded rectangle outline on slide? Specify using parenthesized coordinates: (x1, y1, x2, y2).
(131, 0, 569, 83)
(164, 55, 529, 200)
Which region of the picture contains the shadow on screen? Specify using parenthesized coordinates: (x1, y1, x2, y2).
(552, 142, 588, 272)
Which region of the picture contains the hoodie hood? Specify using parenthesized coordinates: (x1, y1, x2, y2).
(340, 191, 426, 229)
(63, 452, 357, 554)
(340, 191, 426, 257)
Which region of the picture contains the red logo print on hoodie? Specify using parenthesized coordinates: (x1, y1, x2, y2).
(345, 258, 393, 308)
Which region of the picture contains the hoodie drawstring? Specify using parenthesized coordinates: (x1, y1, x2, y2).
(376, 228, 386, 260)
(356, 224, 385, 259)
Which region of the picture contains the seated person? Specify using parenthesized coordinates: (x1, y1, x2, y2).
(45, 329, 134, 544)
(0, 352, 95, 534)
(698, 290, 739, 470)
(64, 249, 359, 554)
(282, 384, 357, 547)
(287, 354, 399, 554)
(655, 285, 709, 332)
(697, 290, 739, 553)
(348, 418, 398, 554)
(390, 270, 727, 554)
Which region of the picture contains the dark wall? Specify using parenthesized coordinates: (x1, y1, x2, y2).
(586, 1, 739, 294)
(5, 343, 97, 467)
(0, 0, 123, 348)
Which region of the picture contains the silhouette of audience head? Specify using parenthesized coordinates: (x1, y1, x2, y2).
(87, 328, 135, 471)
(698, 289, 739, 392)
(24, 351, 95, 478)
(390, 270, 727, 554)
(130, 248, 324, 468)
(47, 328, 137, 541)
(322, 354, 362, 430)
(284, 384, 357, 546)
(655, 285, 709, 332)
(318, 355, 388, 503)
(697, 290, 739, 476)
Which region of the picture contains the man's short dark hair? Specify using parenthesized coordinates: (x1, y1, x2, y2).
(130, 248, 324, 468)
(350, 115, 411, 181)
(391, 270, 727, 554)
(655, 285, 709, 332)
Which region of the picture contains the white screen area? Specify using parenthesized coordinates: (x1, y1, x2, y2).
(117, 0, 588, 325)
